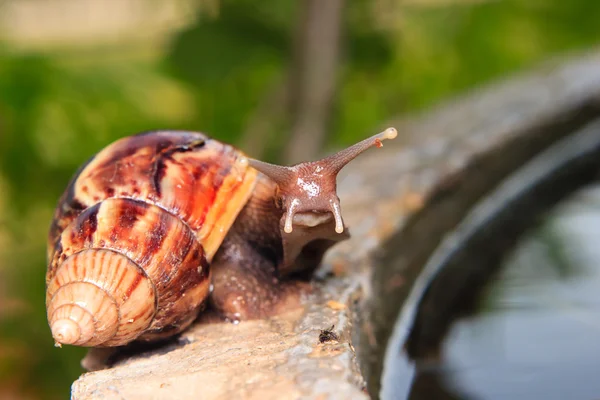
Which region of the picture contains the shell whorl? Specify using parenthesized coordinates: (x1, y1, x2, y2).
(46, 131, 257, 347)
(47, 249, 155, 346)
(47, 197, 212, 347)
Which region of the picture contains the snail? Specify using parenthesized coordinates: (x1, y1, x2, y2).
(45, 127, 397, 348)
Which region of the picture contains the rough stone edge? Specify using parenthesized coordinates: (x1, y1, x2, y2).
(71, 278, 372, 400)
(70, 49, 600, 400)
(353, 49, 600, 398)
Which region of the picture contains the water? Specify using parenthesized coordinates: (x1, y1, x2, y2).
(382, 185, 600, 400)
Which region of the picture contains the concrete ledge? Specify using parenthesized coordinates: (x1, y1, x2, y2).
(71, 50, 600, 400)
(72, 280, 369, 400)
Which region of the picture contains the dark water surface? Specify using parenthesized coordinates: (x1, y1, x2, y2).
(382, 186, 600, 400)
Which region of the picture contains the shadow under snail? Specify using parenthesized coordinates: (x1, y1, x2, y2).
(45, 127, 397, 348)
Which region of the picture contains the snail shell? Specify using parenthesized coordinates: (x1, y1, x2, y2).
(45, 131, 257, 347)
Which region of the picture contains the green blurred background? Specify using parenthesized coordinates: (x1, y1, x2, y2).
(0, 0, 599, 398)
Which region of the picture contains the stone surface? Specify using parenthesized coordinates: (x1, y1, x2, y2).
(72, 282, 369, 400)
(358, 51, 600, 397)
(71, 50, 600, 400)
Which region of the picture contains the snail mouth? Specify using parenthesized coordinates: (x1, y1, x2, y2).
(292, 212, 333, 228)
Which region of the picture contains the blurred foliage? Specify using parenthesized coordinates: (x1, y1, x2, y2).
(0, 0, 599, 398)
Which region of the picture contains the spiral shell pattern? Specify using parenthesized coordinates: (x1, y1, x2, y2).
(46, 131, 257, 347)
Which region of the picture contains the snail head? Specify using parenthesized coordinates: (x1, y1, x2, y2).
(248, 127, 398, 235)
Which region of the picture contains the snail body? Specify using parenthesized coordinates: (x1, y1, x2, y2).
(45, 128, 397, 348)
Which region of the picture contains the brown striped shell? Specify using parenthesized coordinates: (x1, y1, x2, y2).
(46, 131, 257, 347)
